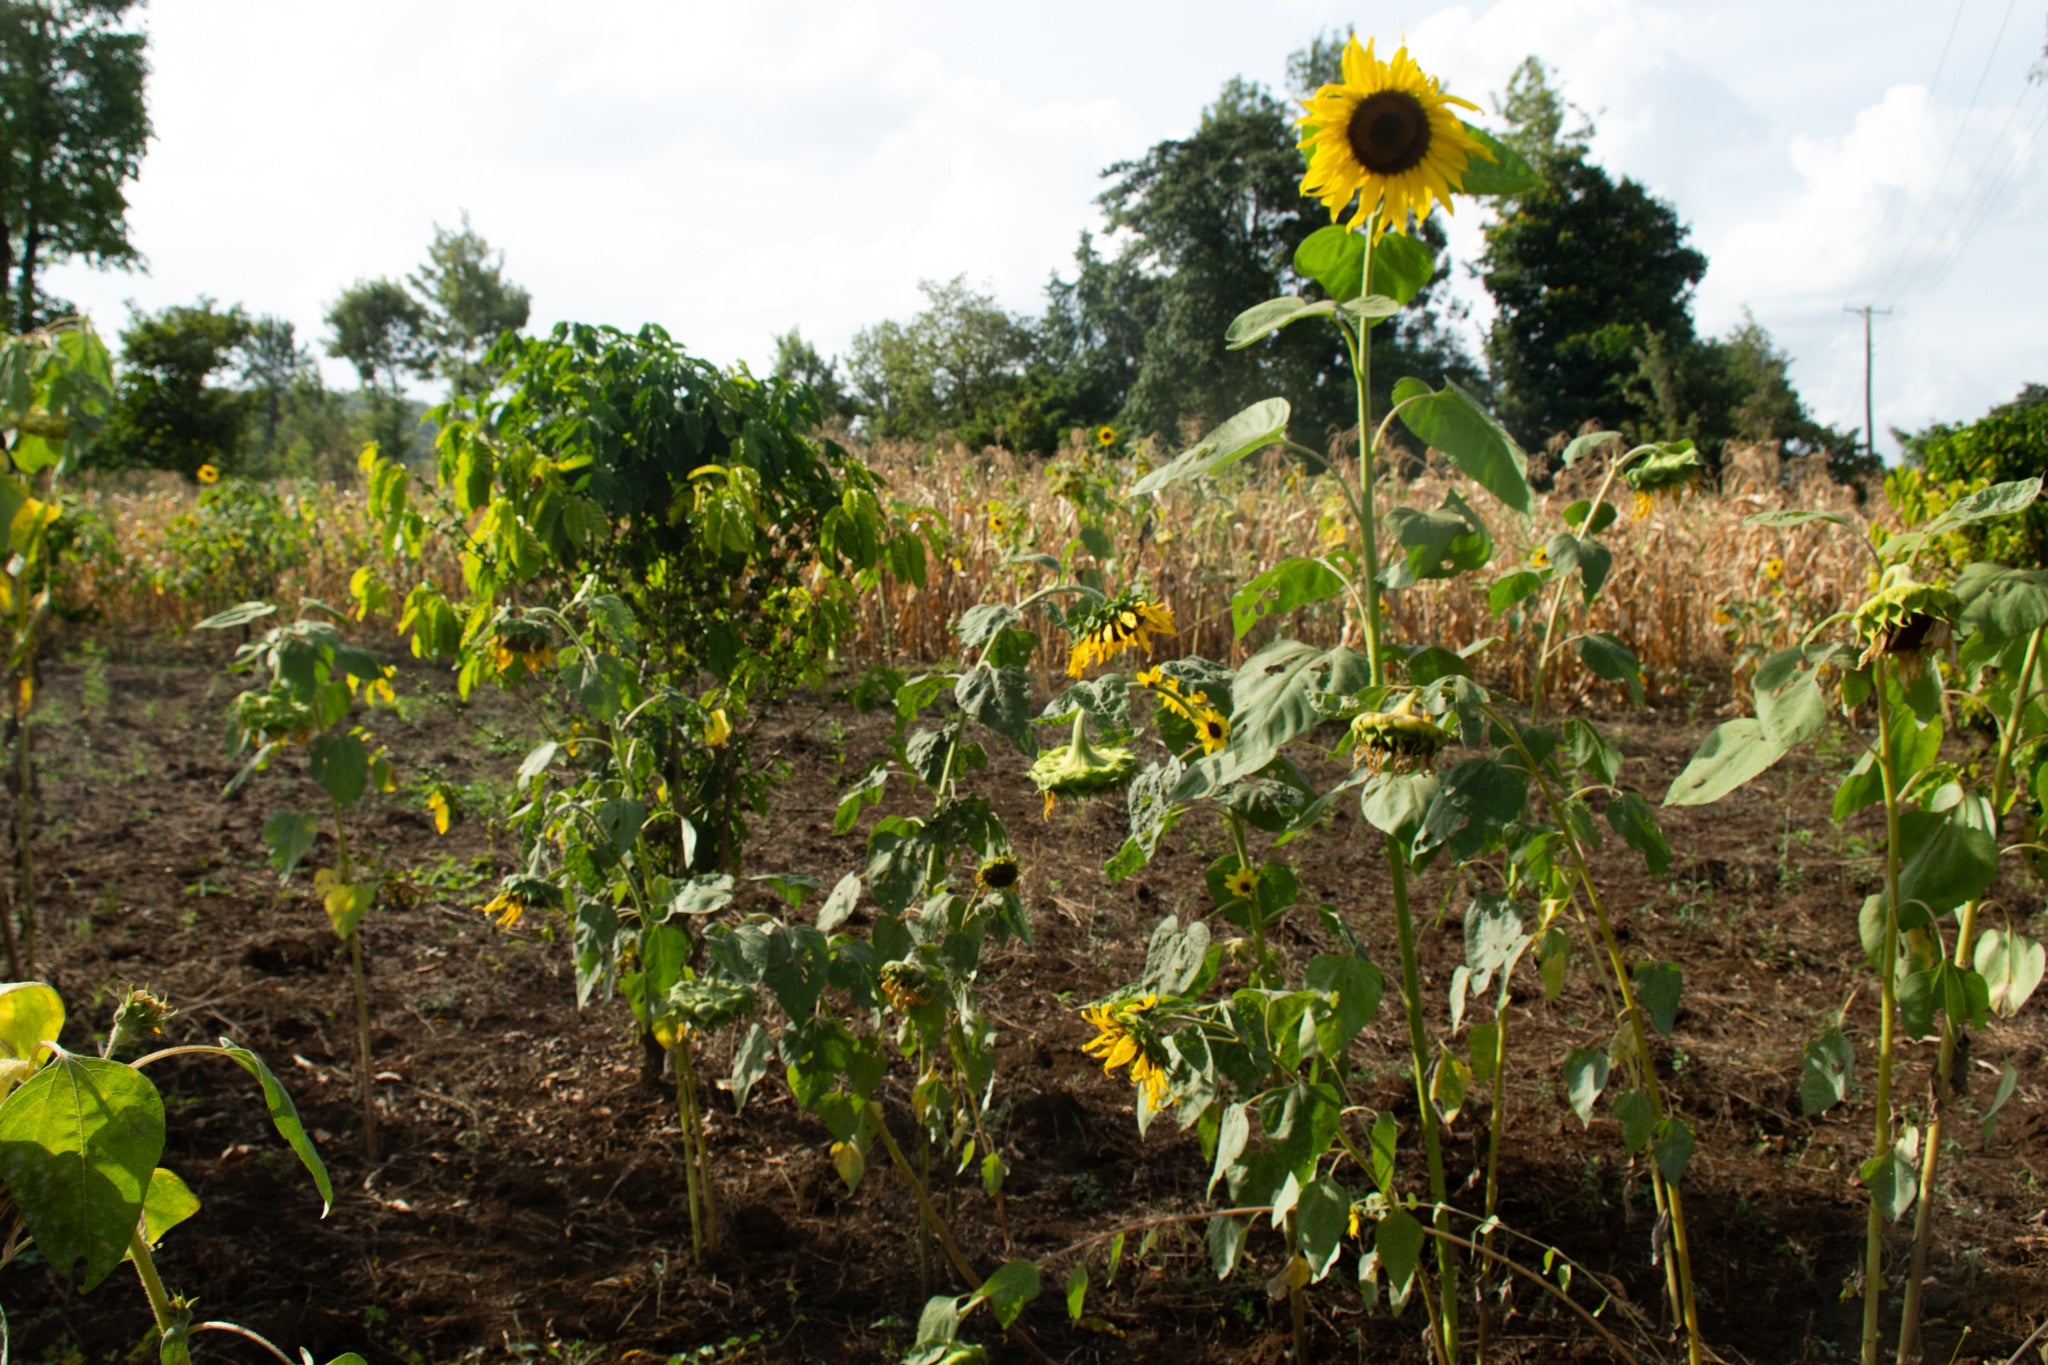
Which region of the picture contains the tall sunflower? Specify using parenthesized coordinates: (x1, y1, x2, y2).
(1297, 36, 1490, 236)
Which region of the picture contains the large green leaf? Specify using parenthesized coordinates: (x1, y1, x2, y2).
(1576, 633, 1643, 705)
(1977, 928, 2045, 1017)
(1922, 477, 2042, 536)
(1390, 379, 1532, 514)
(215, 1043, 334, 1213)
(1664, 719, 1787, 806)
(1896, 809, 1997, 919)
(1294, 226, 1366, 302)
(131, 1166, 200, 1252)
(955, 665, 1036, 756)
(1231, 557, 1348, 639)
(308, 733, 369, 809)
(1799, 1027, 1855, 1116)
(1385, 490, 1491, 585)
(972, 1259, 1040, 1329)
(1225, 297, 1337, 349)
(1368, 231, 1437, 307)
(0, 1053, 165, 1290)
(1456, 123, 1543, 196)
(1296, 1177, 1351, 1281)
(1374, 1204, 1424, 1313)
(0, 982, 63, 1071)
(262, 810, 320, 882)
(1633, 961, 1683, 1037)
(1228, 639, 1370, 755)
(1131, 399, 1290, 497)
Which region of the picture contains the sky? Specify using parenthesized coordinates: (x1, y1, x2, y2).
(42, 0, 2048, 458)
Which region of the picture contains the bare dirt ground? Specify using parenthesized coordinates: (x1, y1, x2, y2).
(6, 643, 2046, 1365)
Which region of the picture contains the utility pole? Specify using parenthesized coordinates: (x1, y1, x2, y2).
(1845, 305, 1892, 466)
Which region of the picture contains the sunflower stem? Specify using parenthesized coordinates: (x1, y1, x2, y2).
(1864, 661, 1906, 1365)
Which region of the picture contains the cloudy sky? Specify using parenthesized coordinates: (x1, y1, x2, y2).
(43, 0, 2048, 456)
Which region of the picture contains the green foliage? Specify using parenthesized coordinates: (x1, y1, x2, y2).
(408, 212, 531, 399)
(1890, 388, 2048, 567)
(156, 477, 312, 610)
(95, 298, 251, 476)
(325, 277, 432, 459)
(0, 0, 150, 331)
(845, 277, 1037, 449)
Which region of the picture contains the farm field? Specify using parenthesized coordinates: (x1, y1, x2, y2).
(5, 638, 2045, 1365)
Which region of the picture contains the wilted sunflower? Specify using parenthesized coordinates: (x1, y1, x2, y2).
(1531, 545, 1551, 570)
(1081, 994, 1172, 1108)
(1350, 698, 1452, 772)
(1030, 712, 1138, 816)
(1853, 570, 1960, 670)
(492, 615, 556, 673)
(880, 960, 935, 1013)
(1096, 425, 1118, 447)
(703, 708, 733, 749)
(975, 855, 1021, 893)
(196, 463, 221, 485)
(1297, 36, 1491, 236)
(1066, 590, 1176, 677)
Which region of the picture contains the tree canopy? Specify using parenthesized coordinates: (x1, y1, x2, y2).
(408, 212, 531, 399)
(0, 0, 150, 331)
(97, 298, 249, 476)
(326, 278, 431, 459)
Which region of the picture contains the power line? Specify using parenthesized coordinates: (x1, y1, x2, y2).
(1841, 0, 1975, 302)
(1868, 0, 2023, 306)
(1918, 79, 2048, 298)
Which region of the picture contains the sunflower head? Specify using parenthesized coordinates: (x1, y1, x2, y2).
(105, 985, 174, 1061)
(479, 874, 559, 930)
(1096, 425, 1118, 448)
(1627, 445, 1703, 500)
(1763, 557, 1784, 582)
(1532, 546, 1551, 570)
(196, 463, 221, 485)
(880, 959, 936, 1013)
(1350, 704, 1452, 771)
(703, 707, 733, 749)
(1080, 993, 1172, 1107)
(1029, 711, 1138, 804)
(492, 614, 556, 675)
(1066, 589, 1177, 677)
(1193, 706, 1230, 755)
(975, 854, 1021, 893)
(1853, 569, 1960, 666)
(1297, 37, 1491, 237)
(1221, 865, 1259, 902)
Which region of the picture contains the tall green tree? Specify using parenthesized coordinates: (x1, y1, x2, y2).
(1478, 61, 1706, 450)
(326, 277, 431, 459)
(844, 276, 1036, 446)
(408, 212, 530, 398)
(97, 298, 250, 476)
(0, 0, 149, 331)
(769, 326, 851, 423)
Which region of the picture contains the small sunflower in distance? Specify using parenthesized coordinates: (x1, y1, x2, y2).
(1066, 590, 1176, 677)
(1763, 557, 1784, 582)
(1222, 865, 1259, 901)
(1096, 424, 1118, 448)
(1297, 36, 1491, 236)
(196, 463, 221, 485)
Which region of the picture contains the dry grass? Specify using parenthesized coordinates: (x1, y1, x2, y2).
(61, 442, 1883, 708)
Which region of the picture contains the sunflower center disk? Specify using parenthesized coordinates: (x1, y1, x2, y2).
(1347, 91, 1431, 175)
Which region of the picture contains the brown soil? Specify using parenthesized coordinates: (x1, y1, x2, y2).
(6, 645, 2046, 1365)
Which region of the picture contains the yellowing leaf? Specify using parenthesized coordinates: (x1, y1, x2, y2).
(428, 789, 451, 835)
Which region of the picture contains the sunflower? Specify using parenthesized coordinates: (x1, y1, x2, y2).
(1297, 37, 1491, 237)
(1066, 590, 1177, 677)
(1096, 425, 1118, 447)
(703, 708, 733, 749)
(1192, 707, 1230, 755)
(1350, 698, 1452, 772)
(1221, 865, 1259, 901)
(1532, 546, 1551, 570)
(880, 960, 935, 1012)
(196, 464, 221, 485)
(1030, 712, 1138, 814)
(1763, 557, 1784, 582)
(975, 854, 1021, 893)
(1081, 994, 1172, 1108)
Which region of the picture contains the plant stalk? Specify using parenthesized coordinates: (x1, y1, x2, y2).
(1389, 844, 1458, 1355)
(333, 803, 378, 1161)
(130, 1225, 193, 1365)
(1864, 661, 1906, 1364)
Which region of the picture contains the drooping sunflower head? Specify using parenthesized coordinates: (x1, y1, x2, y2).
(479, 873, 559, 931)
(975, 854, 1021, 893)
(1627, 445, 1703, 502)
(1297, 36, 1490, 237)
(1066, 589, 1177, 677)
(492, 613, 556, 675)
(1080, 993, 1172, 1106)
(1029, 710, 1139, 810)
(879, 959, 936, 1013)
(1350, 698, 1453, 772)
(1853, 568, 1960, 668)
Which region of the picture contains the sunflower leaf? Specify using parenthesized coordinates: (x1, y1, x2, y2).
(1294, 226, 1365, 302)
(1131, 399, 1290, 496)
(1457, 124, 1543, 196)
(1226, 297, 1337, 349)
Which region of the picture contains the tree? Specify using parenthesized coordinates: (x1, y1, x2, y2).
(408, 212, 530, 398)
(1479, 61, 1706, 450)
(1048, 66, 1480, 451)
(844, 276, 1036, 446)
(238, 315, 314, 460)
(769, 327, 850, 423)
(96, 298, 250, 476)
(0, 0, 150, 332)
(325, 278, 431, 459)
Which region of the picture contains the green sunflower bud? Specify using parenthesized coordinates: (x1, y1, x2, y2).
(1029, 711, 1138, 801)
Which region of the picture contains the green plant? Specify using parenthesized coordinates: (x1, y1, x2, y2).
(199, 598, 402, 1159)
(0, 981, 358, 1365)
(1665, 476, 2048, 1362)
